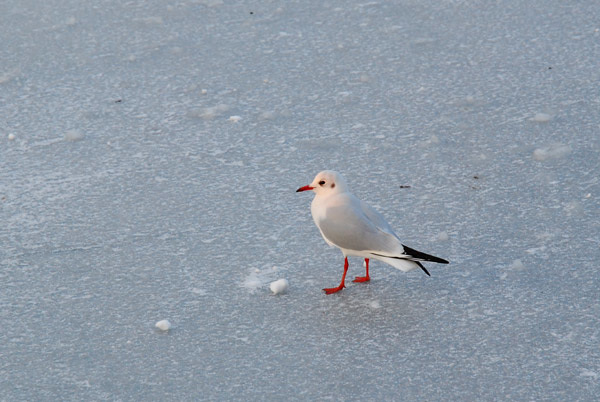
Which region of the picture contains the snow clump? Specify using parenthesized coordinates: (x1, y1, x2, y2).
(155, 319, 172, 331)
(269, 279, 289, 295)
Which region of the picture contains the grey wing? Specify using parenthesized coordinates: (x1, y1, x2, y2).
(358, 199, 399, 238)
(317, 195, 404, 254)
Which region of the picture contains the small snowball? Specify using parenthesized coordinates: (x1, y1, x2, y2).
(65, 129, 84, 141)
(269, 279, 289, 295)
(533, 143, 571, 161)
(201, 89, 208, 95)
(8, 133, 16, 141)
(436, 231, 449, 241)
(155, 319, 171, 331)
(228, 115, 242, 122)
(531, 113, 552, 122)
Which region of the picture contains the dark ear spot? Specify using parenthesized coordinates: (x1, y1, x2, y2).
(331, 183, 335, 188)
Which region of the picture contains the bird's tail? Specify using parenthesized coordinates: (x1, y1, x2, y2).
(369, 246, 448, 277)
(369, 253, 427, 274)
(401, 245, 449, 264)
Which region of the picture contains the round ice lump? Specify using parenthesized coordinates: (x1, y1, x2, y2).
(269, 279, 289, 295)
(155, 319, 172, 331)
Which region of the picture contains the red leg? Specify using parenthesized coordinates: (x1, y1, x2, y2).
(323, 257, 349, 294)
(353, 258, 370, 283)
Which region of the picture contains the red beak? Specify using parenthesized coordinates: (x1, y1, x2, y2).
(296, 185, 314, 192)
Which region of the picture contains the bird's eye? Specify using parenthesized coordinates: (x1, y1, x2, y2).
(319, 180, 326, 186)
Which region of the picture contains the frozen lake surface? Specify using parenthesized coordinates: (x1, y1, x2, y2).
(1, 0, 599, 400)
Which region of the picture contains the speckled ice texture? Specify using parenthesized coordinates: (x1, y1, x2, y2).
(1, 0, 599, 400)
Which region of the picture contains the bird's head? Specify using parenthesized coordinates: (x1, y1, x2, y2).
(296, 170, 348, 196)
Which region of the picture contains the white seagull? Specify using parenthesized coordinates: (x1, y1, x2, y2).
(297, 170, 449, 294)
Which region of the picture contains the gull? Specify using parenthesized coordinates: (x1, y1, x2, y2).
(297, 170, 449, 294)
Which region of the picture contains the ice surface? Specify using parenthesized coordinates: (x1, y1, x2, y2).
(64, 129, 84, 142)
(436, 231, 449, 241)
(191, 104, 230, 120)
(533, 143, 572, 161)
(368, 300, 381, 309)
(242, 272, 263, 290)
(531, 112, 553, 123)
(508, 259, 526, 273)
(1, 0, 599, 400)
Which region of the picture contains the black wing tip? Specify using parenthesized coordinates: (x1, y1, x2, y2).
(415, 261, 431, 276)
(402, 244, 449, 264)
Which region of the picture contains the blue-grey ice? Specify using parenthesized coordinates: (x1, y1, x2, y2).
(1, 0, 599, 400)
